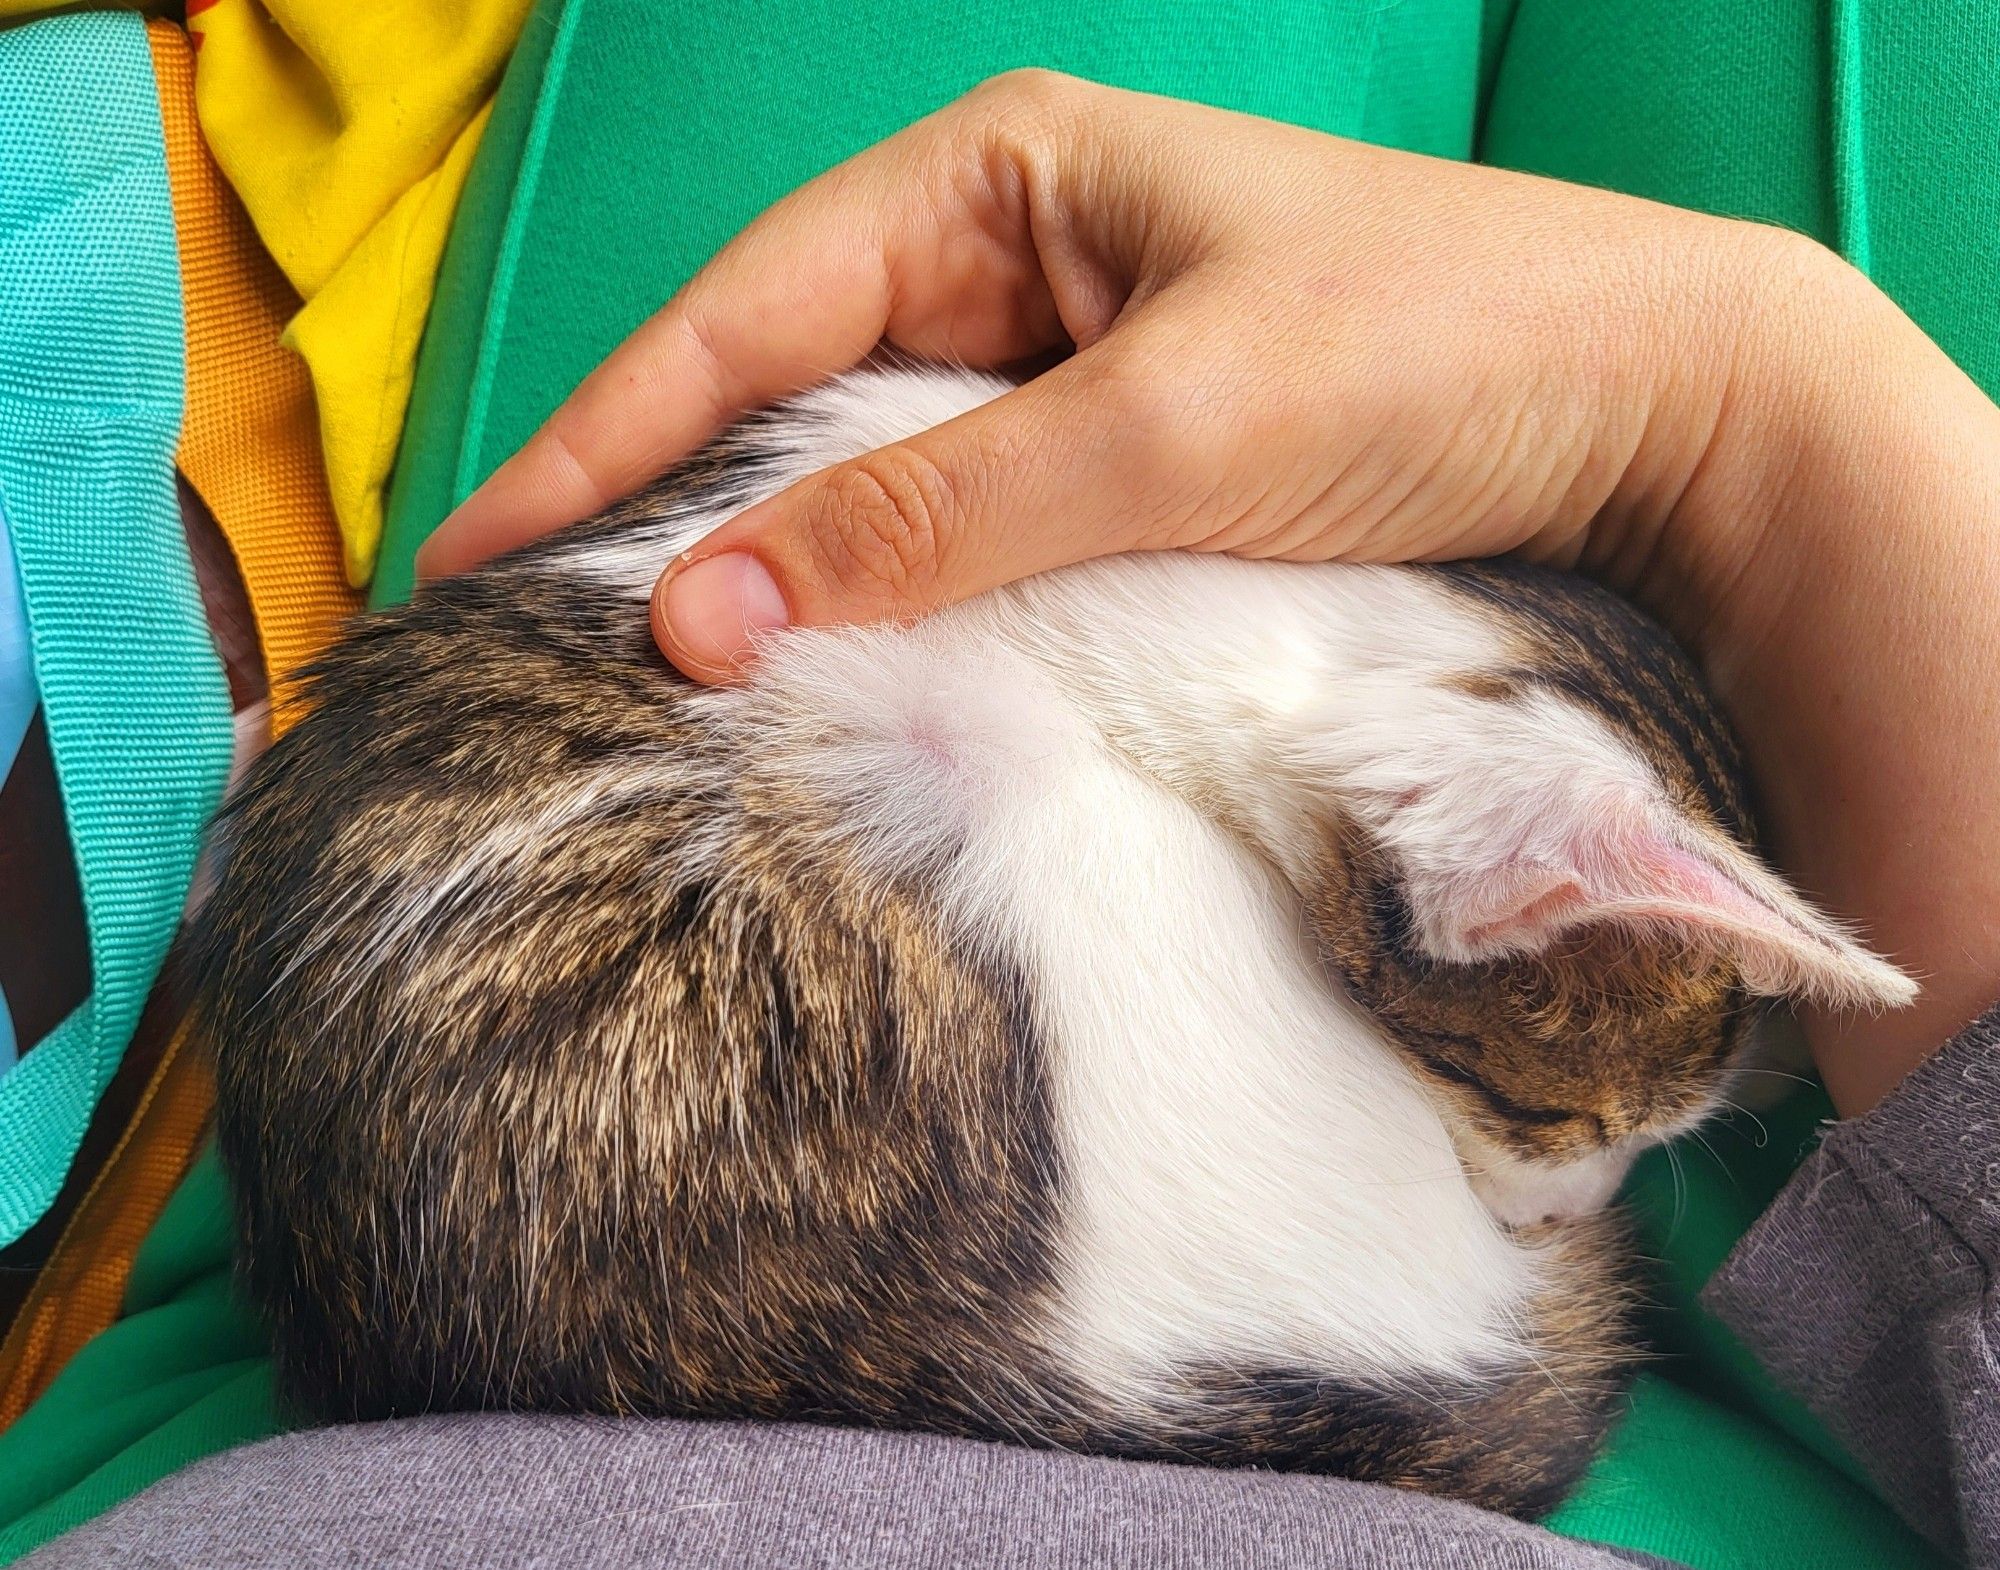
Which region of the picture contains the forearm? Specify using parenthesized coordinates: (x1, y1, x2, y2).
(1639, 242, 2000, 1113)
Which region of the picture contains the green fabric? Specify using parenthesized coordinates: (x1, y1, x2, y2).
(0, 1157, 275, 1564)
(8, 0, 1997, 1564)
(371, 0, 1492, 605)
(1479, 0, 2000, 390)
(1542, 1096, 1943, 1564)
(0, 12, 233, 1248)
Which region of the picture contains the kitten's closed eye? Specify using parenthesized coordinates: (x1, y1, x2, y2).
(1299, 561, 1909, 1216)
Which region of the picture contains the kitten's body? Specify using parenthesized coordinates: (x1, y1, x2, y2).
(194, 367, 1907, 1518)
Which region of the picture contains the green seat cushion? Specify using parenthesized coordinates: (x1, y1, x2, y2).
(0, 1157, 275, 1563)
(1482, 0, 2000, 394)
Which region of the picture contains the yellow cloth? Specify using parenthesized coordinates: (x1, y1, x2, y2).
(187, 0, 531, 585)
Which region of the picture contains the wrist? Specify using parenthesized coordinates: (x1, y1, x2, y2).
(1666, 240, 2000, 1111)
(1563, 222, 1876, 662)
(1636, 229, 1898, 660)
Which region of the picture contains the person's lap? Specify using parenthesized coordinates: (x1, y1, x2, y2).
(14, 1412, 1671, 1570)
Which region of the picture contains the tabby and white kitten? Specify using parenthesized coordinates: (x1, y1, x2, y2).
(191, 366, 1910, 1519)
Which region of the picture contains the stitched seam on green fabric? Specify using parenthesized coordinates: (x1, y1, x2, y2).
(1470, 0, 1526, 160)
(1830, 0, 1873, 275)
(353, 114, 496, 586)
(1350, 5, 1385, 152)
(451, 0, 588, 508)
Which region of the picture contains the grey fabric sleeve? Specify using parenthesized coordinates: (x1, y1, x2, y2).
(19, 1413, 1671, 1570)
(1705, 1002, 2000, 1569)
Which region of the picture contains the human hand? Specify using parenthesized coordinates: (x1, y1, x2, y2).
(419, 74, 2000, 1114)
(421, 73, 1801, 677)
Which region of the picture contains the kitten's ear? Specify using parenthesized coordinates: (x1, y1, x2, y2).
(1410, 799, 1917, 1011)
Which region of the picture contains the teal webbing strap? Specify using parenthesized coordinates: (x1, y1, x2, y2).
(0, 12, 232, 1245)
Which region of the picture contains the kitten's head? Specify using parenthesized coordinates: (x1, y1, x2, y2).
(1309, 563, 1912, 1216)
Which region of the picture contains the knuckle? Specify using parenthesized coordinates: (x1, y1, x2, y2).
(1094, 358, 1183, 438)
(1085, 358, 1244, 547)
(539, 411, 613, 514)
(805, 451, 956, 605)
(1096, 359, 1205, 470)
(966, 68, 1095, 142)
(676, 304, 751, 415)
(1701, 216, 1855, 313)
(974, 67, 1084, 113)
(1739, 217, 1837, 274)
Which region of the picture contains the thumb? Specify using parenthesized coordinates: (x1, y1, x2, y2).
(651, 346, 1194, 681)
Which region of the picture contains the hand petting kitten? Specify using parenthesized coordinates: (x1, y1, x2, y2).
(420, 73, 2000, 1117)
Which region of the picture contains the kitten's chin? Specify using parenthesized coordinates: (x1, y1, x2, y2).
(1460, 1136, 1640, 1229)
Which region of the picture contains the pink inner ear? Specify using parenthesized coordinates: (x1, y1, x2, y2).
(1609, 838, 1807, 941)
(1424, 795, 1913, 1006)
(1454, 830, 1797, 956)
(1459, 871, 1591, 951)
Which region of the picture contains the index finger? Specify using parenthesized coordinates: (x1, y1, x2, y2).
(414, 92, 1074, 581)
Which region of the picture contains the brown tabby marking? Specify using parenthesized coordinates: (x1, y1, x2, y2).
(1310, 561, 1758, 1165)
(200, 545, 1074, 1430)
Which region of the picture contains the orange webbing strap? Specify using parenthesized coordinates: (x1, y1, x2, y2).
(151, 17, 361, 731)
(0, 1023, 212, 1428)
(0, 25, 363, 1421)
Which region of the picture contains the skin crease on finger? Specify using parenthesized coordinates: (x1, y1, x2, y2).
(415, 73, 2000, 1117)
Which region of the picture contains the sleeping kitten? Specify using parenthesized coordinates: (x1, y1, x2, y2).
(190, 365, 1910, 1519)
